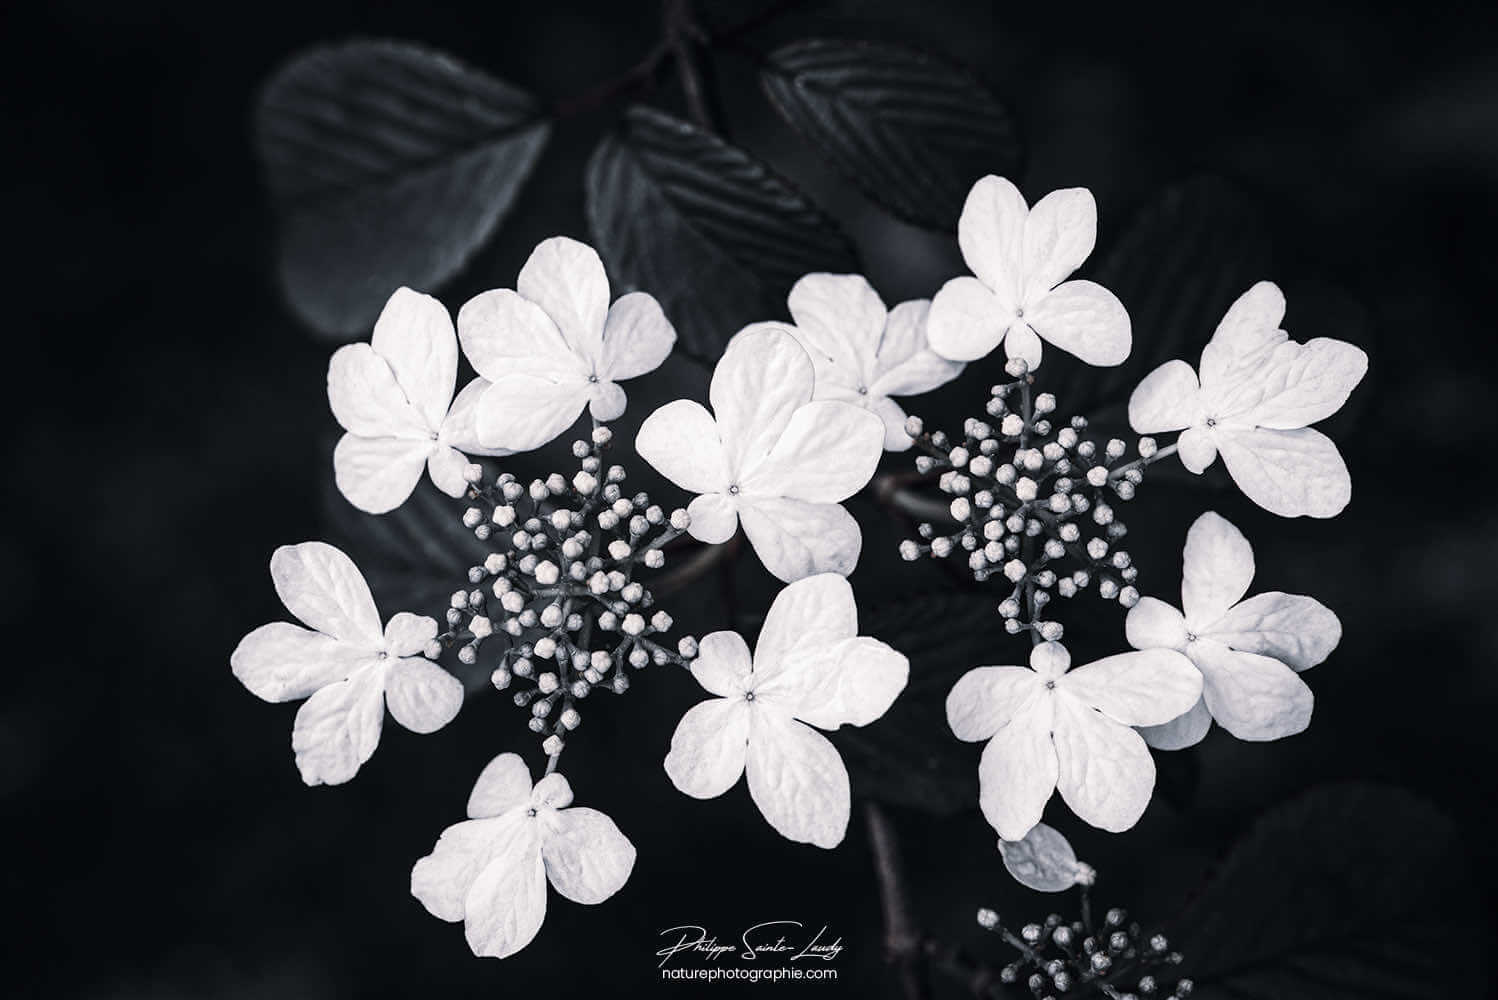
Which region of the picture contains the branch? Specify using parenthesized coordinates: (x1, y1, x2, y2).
(663, 0, 713, 129)
(864, 801, 930, 1000)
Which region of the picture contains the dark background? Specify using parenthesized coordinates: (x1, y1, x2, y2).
(8, 1, 1498, 996)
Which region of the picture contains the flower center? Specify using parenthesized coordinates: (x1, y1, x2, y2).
(728, 484, 740, 495)
(1045, 680, 1056, 690)
(857, 385, 868, 395)
(1205, 417, 1217, 428)
(526, 807, 537, 817)
(1185, 632, 1197, 643)
(744, 691, 756, 702)
(377, 651, 388, 659)
(588, 373, 600, 384)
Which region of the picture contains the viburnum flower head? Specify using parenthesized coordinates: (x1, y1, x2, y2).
(773, 273, 964, 450)
(926, 175, 1131, 369)
(457, 236, 676, 452)
(1125, 511, 1341, 749)
(1128, 281, 1368, 517)
(411, 753, 635, 958)
(664, 574, 909, 847)
(635, 327, 884, 582)
(328, 288, 511, 514)
(230, 542, 463, 785)
(946, 641, 1201, 841)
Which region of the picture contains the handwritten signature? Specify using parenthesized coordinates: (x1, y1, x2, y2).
(656, 922, 845, 967)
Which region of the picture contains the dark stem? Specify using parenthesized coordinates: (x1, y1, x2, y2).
(663, 0, 713, 128)
(864, 801, 930, 1000)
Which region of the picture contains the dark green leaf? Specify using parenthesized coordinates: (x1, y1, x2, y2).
(584, 105, 858, 361)
(762, 38, 1022, 229)
(256, 40, 550, 338)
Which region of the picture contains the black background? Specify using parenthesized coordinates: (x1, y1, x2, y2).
(9, 1, 1498, 996)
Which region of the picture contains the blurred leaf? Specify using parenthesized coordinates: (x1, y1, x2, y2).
(584, 105, 857, 361)
(1174, 783, 1493, 999)
(761, 38, 1022, 229)
(256, 40, 550, 338)
(833, 591, 1007, 815)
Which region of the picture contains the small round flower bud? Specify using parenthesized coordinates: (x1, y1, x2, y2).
(607, 539, 631, 561)
(628, 647, 649, 668)
(950, 497, 972, 521)
(976, 908, 1000, 929)
(1000, 413, 1025, 437)
(998, 598, 1022, 618)
(1087, 538, 1109, 560)
(1119, 585, 1140, 607)
(536, 672, 559, 694)
(969, 455, 993, 478)
(948, 446, 970, 467)
(1053, 971, 1072, 992)
(1052, 925, 1073, 946)
(620, 582, 644, 604)
(534, 637, 558, 660)
(622, 613, 646, 636)
(1115, 480, 1136, 500)
(931, 537, 953, 558)
(1091, 953, 1112, 973)
(570, 680, 590, 699)
(1021, 923, 1043, 944)
(531, 699, 553, 719)
(462, 507, 484, 529)
(1087, 466, 1109, 487)
(1138, 435, 1157, 458)
(591, 425, 612, 446)
(469, 615, 494, 639)
(534, 561, 560, 586)
(1149, 933, 1167, 952)
(527, 717, 545, 732)
(1004, 357, 1029, 377)
(1003, 559, 1027, 582)
(914, 456, 935, 474)
(572, 471, 598, 495)
(898, 540, 920, 561)
(490, 667, 512, 690)
(668, 508, 690, 531)
(1039, 621, 1064, 641)
(542, 734, 564, 755)
(1004, 618, 1022, 634)
(1138, 975, 1157, 994)
(1176, 979, 1193, 997)
(560, 707, 581, 730)
(903, 415, 924, 437)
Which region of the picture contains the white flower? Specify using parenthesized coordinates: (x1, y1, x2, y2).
(664, 574, 908, 848)
(1125, 511, 1341, 750)
(635, 326, 885, 582)
(457, 236, 676, 452)
(328, 288, 511, 514)
(230, 541, 463, 785)
(410, 753, 635, 959)
(946, 641, 1200, 840)
(1128, 281, 1368, 518)
(926, 175, 1131, 369)
(772, 273, 964, 450)
(998, 822, 1095, 893)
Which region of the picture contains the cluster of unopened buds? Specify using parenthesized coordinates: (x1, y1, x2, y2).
(899, 358, 1168, 641)
(439, 426, 699, 754)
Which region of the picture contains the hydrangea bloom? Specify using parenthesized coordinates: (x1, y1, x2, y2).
(1125, 511, 1341, 749)
(411, 754, 635, 958)
(998, 822, 1095, 893)
(771, 273, 963, 451)
(328, 288, 510, 514)
(457, 236, 676, 452)
(926, 175, 1131, 369)
(664, 574, 908, 847)
(1128, 281, 1368, 518)
(635, 326, 885, 582)
(946, 641, 1200, 840)
(230, 541, 463, 785)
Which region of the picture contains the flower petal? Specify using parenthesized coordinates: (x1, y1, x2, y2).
(542, 807, 636, 905)
(231, 623, 368, 703)
(462, 821, 547, 959)
(383, 612, 438, 656)
(1215, 426, 1352, 518)
(1203, 592, 1342, 671)
(1137, 696, 1213, 751)
(456, 288, 582, 382)
(1181, 511, 1255, 630)
(872, 300, 964, 395)
(1239, 338, 1368, 429)
(1020, 188, 1096, 303)
(957, 175, 1025, 309)
(466, 753, 534, 819)
(1057, 650, 1202, 727)
(999, 822, 1089, 893)
(710, 326, 815, 478)
(291, 665, 387, 786)
(333, 434, 432, 514)
(1177, 426, 1218, 473)
(1124, 597, 1188, 652)
(946, 666, 1044, 742)
(1052, 694, 1156, 833)
(738, 497, 862, 582)
(685, 493, 739, 544)
(427, 446, 474, 499)
(531, 773, 574, 810)
(788, 636, 908, 731)
(474, 374, 589, 452)
(1199, 281, 1289, 391)
(977, 690, 1056, 841)
(1025, 279, 1130, 367)
(664, 697, 751, 799)
(327, 343, 429, 440)
(1192, 638, 1314, 741)
(786, 273, 887, 385)
(270, 541, 383, 647)
(741, 401, 883, 503)
(588, 380, 627, 421)
(516, 236, 610, 368)
(870, 396, 914, 451)
(410, 814, 516, 922)
(385, 656, 463, 734)
(1128, 360, 1201, 434)
(753, 573, 858, 675)
(745, 709, 850, 848)
(692, 631, 754, 697)
(926, 276, 1008, 362)
(1004, 322, 1044, 369)
(370, 287, 458, 432)
(635, 399, 731, 495)
(598, 291, 675, 381)
(440, 378, 514, 458)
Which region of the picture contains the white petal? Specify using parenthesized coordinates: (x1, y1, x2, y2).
(588, 380, 627, 421)
(664, 697, 750, 799)
(427, 446, 473, 499)
(787, 636, 908, 731)
(977, 691, 1056, 841)
(410, 814, 515, 922)
(1025, 280, 1130, 367)
(745, 709, 850, 848)
(872, 299, 964, 395)
(1239, 338, 1368, 429)
(1181, 511, 1255, 629)
(1177, 425, 1218, 473)
(870, 396, 914, 451)
(370, 287, 458, 432)
(999, 822, 1088, 893)
(462, 821, 547, 959)
(786, 272, 887, 383)
(327, 343, 428, 439)
(1003, 321, 1044, 370)
(291, 665, 386, 786)
(231, 623, 367, 703)
(1215, 426, 1352, 518)
(1128, 360, 1201, 434)
(946, 666, 1044, 742)
(738, 497, 862, 582)
(1030, 641, 1072, 679)
(456, 288, 582, 382)
(685, 493, 739, 544)
(383, 612, 438, 655)
(466, 753, 534, 819)
(691, 631, 754, 697)
(1052, 694, 1156, 833)
(635, 399, 731, 495)
(474, 374, 589, 452)
(598, 291, 674, 381)
(542, 808, 636, 904)
(440, 378, 514, 458)
(1199, 281, 1289, 390)
(270, 541, 383, 647)
(1124, 597, 1188, 652)
(333, 434, 431, 514)
(753, 573, 858, 675)
(926, 276, 1008, 362)
(1057, 650, 1202, 727)
(1203, 592, 1342, 671)
(1020, 188, 1096, 303)
(710, 326, 815, 478)
(516, 236, 610, 370)
(385, 656, 463, 734)
(1192, 638, 1314, 741)
(1138, 696, 1213, 751)
(530, 773, 574, 810)
(741, 401, 883, 503)
(957, 175, 1025, 308)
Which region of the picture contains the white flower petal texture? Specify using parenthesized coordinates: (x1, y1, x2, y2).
(998, 822, 1094, 893)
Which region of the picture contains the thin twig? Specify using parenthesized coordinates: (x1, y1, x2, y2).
(864, 801, 930, 1000)
(663, 0, 713, 129)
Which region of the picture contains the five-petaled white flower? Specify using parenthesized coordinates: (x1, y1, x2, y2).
(772, 273, 964, 451)
(328, 288, 511, 514)
(1125, 511, 1341, 750)
(926, 175, 1131, 370)
(231, 541, 463, 785)
(664, 574, 909, 848)
(946, 641, 1200, 841)
(635, 326, 885, 582)
(411, 753, 635, 959)
(457, 236, 676, 452)
(1128, 281, 1367, 518)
